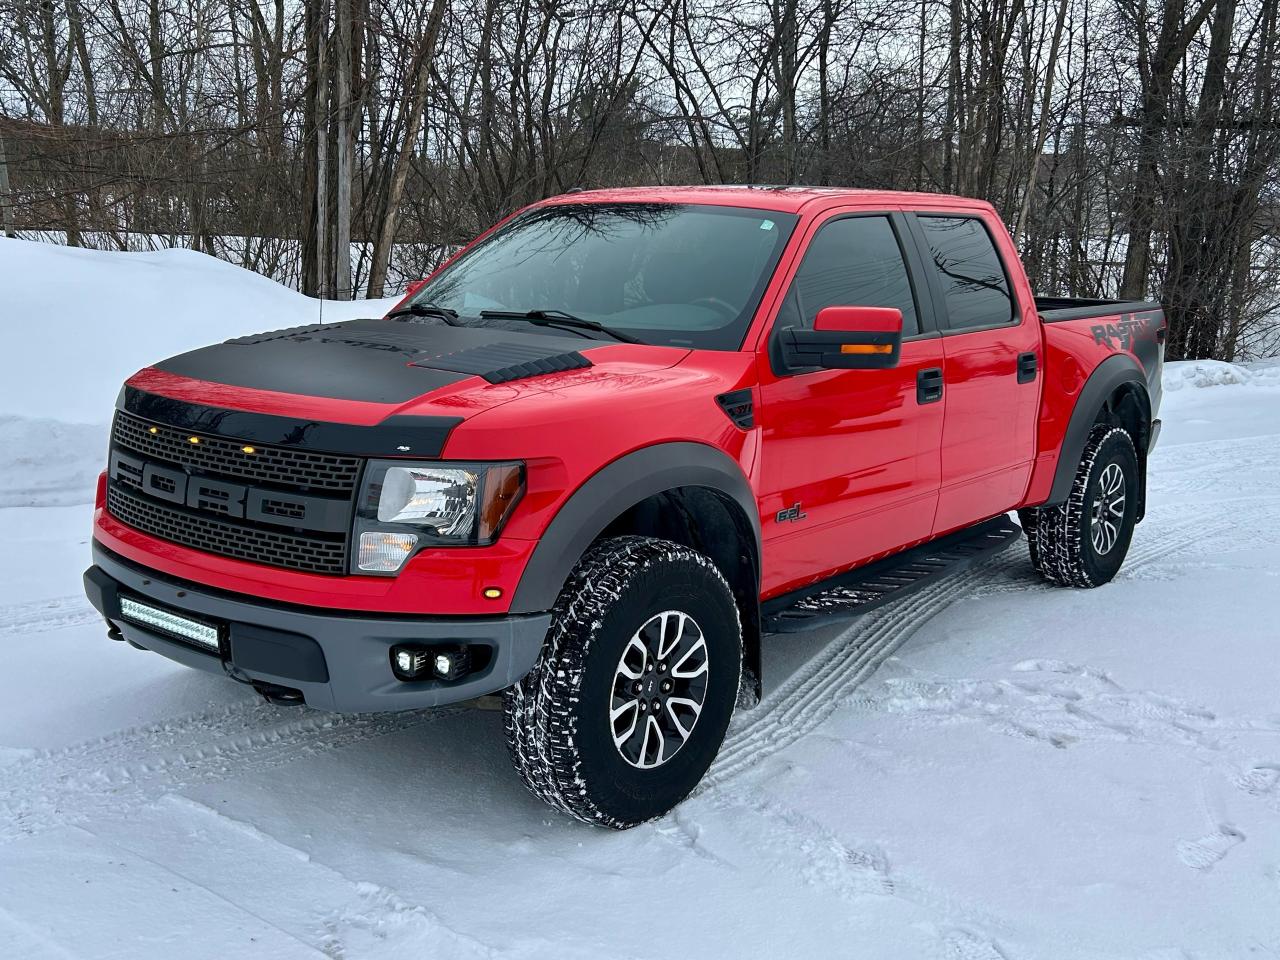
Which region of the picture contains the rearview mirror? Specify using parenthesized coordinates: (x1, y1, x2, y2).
(777, 306, 903, 372)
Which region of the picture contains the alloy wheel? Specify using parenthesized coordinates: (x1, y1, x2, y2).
(1090, 462, 1126, 555)
(609, 610, 710, 769)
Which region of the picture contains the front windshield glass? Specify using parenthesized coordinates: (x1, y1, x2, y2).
(409, 202, 799, 350)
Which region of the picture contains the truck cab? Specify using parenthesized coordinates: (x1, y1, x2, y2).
(84, 186, 1164, 827)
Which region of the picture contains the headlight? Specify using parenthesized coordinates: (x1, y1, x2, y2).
(377, 465, 479, 533)
(353, 460, 524, 574)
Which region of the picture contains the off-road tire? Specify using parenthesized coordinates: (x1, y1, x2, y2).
(503, 536, 742, 828)
(1019, 425, 1140, 587)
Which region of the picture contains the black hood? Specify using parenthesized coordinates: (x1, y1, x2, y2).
(154, 317, 601, 404)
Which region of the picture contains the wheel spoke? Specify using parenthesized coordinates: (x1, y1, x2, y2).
(671, 636, 708, 679)
(665, 696, 702, 742)
(1108, 494, 1126, 517)
(611, 699, 640, 748)
(616, 635, 648, 679)
(656, 611, 685, 659)
(639, 713, 664, 767)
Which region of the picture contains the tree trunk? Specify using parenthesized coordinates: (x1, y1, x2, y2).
(0, 135, 16, 237)
(1118, 0, 1221, 300)
(366, 0, 450, 298)
(1013, 0, 1070, 245)
(333, 0, 353, 300)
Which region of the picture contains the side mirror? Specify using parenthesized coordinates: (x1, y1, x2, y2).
(778, 306, 903, 372)
(404, 279, 427, 297)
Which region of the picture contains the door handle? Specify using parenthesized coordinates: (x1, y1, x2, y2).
(1017, 352, 1038, 383)
(917, 367, 943, 404)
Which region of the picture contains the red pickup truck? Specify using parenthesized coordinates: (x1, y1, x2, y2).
(84, 186, 1164, 827)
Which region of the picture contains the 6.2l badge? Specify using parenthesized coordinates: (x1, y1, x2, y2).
(776, 502, 807, 524)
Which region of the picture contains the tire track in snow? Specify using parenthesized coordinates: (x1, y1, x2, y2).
(686, 453, 1276, 952)
(705, 555, 1018, 789)
(670, 789, 1022, 940)
(704, 465, 1268, 791)
(0, 595, 98, 638)
(0, 704, 460, 843)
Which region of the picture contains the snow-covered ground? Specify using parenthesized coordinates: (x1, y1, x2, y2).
(2, 240, 1279, 959)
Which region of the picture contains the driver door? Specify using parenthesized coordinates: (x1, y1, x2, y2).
(755, 211, 945, 599)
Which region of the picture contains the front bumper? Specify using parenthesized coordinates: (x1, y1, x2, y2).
(84, 543, 551, 712)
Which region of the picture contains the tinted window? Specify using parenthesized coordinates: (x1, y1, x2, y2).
(411, 203, 797, 350)
(776, 216, 919, 335)
(916, 216, 1014, 330)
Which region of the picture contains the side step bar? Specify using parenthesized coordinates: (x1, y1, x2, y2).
(762, 516, 1023, 634)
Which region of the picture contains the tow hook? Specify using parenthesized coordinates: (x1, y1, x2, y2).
(222, 660, 306, 706)
(252, 681, 306, 706)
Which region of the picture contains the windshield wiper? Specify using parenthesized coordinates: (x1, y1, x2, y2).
(386, 302, 463, 326)
(479, 309, 641, 344)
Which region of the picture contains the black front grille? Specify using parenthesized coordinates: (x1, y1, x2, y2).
(106, 411, 359, 575)
(108, 485, 348, 575)
(113, 411, 361, 493)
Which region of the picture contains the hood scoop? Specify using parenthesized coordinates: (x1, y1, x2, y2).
(413, 342, 593, 384)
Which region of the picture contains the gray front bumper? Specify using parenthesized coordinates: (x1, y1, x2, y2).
(84, 543, 551, 712)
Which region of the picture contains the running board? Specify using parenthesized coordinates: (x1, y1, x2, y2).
(762, 516, 1023, 634)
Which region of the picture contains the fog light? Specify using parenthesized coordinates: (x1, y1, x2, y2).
(391, 645, 432, 679)
(433, 647, 472, 681)
(358, 531, 418, 572)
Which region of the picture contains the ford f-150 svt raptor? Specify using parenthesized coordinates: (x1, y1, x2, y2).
(84, 186, 1165, 827)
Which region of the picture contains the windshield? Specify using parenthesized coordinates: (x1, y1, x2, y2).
(408, 202, 798, 350)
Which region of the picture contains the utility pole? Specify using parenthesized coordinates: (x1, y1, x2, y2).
(334, 0, 352, 300)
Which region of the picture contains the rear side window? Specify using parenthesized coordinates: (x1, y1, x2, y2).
(916, 216, 1014, 330)
(776, 215, 919, 336)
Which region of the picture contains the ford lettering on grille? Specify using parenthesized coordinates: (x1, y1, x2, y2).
(105, 413, 357, 574)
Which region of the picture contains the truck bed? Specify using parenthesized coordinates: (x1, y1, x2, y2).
(1035, 296, 1163, 323)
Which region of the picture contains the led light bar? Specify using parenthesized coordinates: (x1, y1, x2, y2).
(119, 597, 220, 652)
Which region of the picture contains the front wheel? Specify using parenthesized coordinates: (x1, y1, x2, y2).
(503, 536, 742, 828)
(1020, 424, 1140, 587)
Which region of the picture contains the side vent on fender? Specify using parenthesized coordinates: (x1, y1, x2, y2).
(716, 389, 754, 429)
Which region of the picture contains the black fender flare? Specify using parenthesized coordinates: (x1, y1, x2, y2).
(509, 441, 761, 613)
(1042, 353, 1151, 507)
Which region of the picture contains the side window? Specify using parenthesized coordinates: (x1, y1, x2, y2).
(916, 216, 1014, 330)
(776, 216, 919, 336)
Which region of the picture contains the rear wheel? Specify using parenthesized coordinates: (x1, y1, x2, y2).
(503, 536, 742, 828)
(1020, 424, 1140, 588)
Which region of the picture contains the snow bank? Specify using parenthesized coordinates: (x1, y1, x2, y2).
(0, 238, 397, 507)
(0, 416, 107, 508)
(0, 237, 397, 424)
(1164, 358, 1254, 390)
(1163, 357, 1280, 391)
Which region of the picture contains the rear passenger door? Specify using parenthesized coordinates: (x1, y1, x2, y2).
(905, 212, 1041, 534)
(756, 211, 945, 597)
